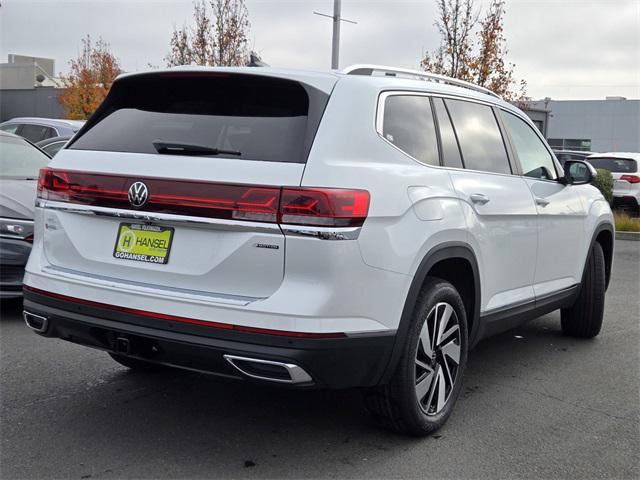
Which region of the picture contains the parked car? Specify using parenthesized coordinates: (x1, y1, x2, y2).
(35, 135, 72, 157)
(0, 118, 84, 144)
(22, 65, 614, 436)
(0, 131, 51, 298)
(553, 149, 596, 165)
(587, 152, 640, 214)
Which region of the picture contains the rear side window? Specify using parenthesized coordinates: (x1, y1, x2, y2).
(433, 98, 463, 169)
(70, 73, 329, 163)
(587, 157, 637, 173)
(19, 124, 56, 143)
(381, 95, 439, 166)
(501, 111, 557, 180)
(445, 99, 511, 175)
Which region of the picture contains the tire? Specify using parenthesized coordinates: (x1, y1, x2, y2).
(108, 352, 165, 372)
(363, 277, 468, 436)
(561, 241, 606, 338)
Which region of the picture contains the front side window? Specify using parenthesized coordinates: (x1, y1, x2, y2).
(501, 111, 557, 180)
(382, 95, 439, 166)
(445, 99, 511, 174)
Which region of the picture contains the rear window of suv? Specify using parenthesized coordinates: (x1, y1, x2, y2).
(587, 157, 637, 173)
(69, 73, 329, 163)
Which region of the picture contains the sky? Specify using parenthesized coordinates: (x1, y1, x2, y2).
(0, 0, 638, 100)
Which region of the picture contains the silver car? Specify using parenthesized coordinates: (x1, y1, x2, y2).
(0, 131, 51, 298)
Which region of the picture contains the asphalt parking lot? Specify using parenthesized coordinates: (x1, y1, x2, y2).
(1, 241, 638, 480)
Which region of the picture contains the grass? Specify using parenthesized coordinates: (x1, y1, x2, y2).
(614, 212, 640, 232)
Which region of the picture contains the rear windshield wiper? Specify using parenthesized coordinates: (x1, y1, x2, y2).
(152, 140, 241, 157)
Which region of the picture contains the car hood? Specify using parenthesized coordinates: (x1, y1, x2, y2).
(0, 179, 37, 220)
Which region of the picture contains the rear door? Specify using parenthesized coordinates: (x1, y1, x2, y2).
(40, 71, 334, 300)
(440, 97, 538, 313)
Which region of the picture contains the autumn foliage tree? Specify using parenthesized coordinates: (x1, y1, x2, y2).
(422, 0, 526, 101)
(165, 0, 250, 67)
(58, 35, 122, 119)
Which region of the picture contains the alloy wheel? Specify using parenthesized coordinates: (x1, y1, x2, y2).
(415, 302, 462, 415)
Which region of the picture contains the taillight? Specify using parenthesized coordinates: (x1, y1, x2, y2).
(280, 188, 370, 227)
(36, 169, 370, 227)
(620, 175, 640, 184)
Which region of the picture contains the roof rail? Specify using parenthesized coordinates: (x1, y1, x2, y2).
(341, 64, 501, 99)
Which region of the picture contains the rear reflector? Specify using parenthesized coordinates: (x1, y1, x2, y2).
(23, 286, 346, 338)
(37, 168, 369, 227)
(620, 174, 640, 184)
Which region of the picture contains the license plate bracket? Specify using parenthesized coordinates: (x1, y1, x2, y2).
(113, 223, 174, 265)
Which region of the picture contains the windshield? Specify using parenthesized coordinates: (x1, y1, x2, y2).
(587, 157, 637, 173)
(0, 135, 50, 179)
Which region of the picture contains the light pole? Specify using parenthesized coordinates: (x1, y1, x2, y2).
(314, 0, 357, 70)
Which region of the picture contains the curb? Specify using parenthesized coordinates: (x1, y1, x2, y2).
(615, 231, 640, 241)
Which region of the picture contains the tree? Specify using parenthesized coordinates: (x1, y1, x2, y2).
(421, 0, 476, 80)
(165, 25, 192, 67)
(212, 0, 250, 67)
(165, 0, 250, 67)
(58, 35, 122, 120)
(421, 0, 526, 100)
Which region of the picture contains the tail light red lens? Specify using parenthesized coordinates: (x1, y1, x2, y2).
(280, 188, 370, 227)
(36, 169, 369, 227)
(620, 175, 640, 184)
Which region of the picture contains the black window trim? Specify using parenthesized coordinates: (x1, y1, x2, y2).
(375, 91, 441, 167)
(376, 89, 561, 179)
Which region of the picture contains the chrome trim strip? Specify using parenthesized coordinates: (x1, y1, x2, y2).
(223, 354, 314, 384)
(39, 200, 281, 234)
(280, 224, 361, 240)
(42, 265, 261, 306)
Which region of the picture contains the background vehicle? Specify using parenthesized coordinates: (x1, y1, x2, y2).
(0, 131, 51, 298)
(0, 118, 84, 143)
(35, 135, 72, 157)
(553, 149, 596, 165)
(587, 152, 640, 215)
(22, 65, 614, 436)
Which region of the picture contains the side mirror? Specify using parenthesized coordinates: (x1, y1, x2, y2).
(562, 160, 596, 185)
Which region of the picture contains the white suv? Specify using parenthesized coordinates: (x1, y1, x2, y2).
(23, 65, 614, 435)
(586, 153, 640, 215)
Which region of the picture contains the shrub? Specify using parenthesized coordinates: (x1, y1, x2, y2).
(592, 168, 614, 205)
(614, 212, 640, 232)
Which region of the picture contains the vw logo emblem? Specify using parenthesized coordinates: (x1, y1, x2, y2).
(128, 182, 149, 208)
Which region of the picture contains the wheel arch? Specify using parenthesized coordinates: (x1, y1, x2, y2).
(589, 222, 614, 290)
(378, 242, 481, 385)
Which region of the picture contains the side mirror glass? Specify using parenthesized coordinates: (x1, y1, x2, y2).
(563, 160, 595, 185)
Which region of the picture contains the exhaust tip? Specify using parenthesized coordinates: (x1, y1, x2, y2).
(23, 311, 49, 333)
(223, 354, 313, 385)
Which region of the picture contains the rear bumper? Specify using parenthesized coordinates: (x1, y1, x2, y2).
(0, 238, 32, 298)
(22, 288, 396, 389)
(612, 195, 639, 210)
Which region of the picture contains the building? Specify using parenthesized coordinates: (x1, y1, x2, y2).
(0, 54, 64, 121)
(524, 97, 640, 153)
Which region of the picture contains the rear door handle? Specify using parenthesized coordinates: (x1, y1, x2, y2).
(535, 197, 550, 207)
(470, 193, 490, 205)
